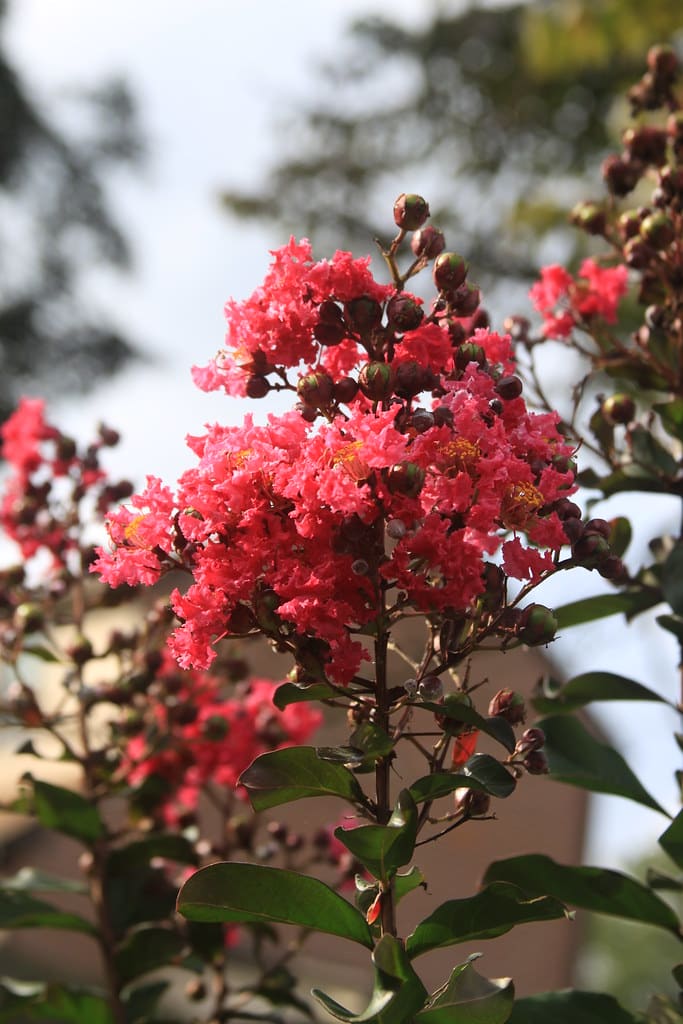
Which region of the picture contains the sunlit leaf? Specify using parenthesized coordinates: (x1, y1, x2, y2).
(537, 715, 669, 815)
(417, 957, 514, 1024)
(177, 862, 373, 947)
(406, 882, 567, 958)
(483, 855, 680, 934)
(532, 671, 670, 715)
(240, 746, 367, 811)
(335, 790, 418, 881)
(313, 934, 427, 1024)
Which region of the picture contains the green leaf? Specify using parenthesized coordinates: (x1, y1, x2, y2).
(0, 890, 97, 935)
(394, 867, 427, 904)
(350, 722, 396, 763)
(655, 399, 683, 442)
(177, 862, 373, 948)
(0, 867, 87, 894)
(646, 867, 683, 892)
(405, 882, 567, 959)
(106, 833, 198, 874)
(115, 926, 187, 984)
(483, 855, 681, 935)
(659, 808, 683, 870)
(662, 542, 683, 617)
(417, 957, 514, 1024)
(121, 981, 168, 1024)
(240, 746, 368, 811)
(657, 614, 683, 643)
(630, 425, 678, 478)
(554, 589, 661, 629)
(21, 644, 60, 663)
(607, 517, 632, 559)
(313, 934, 428, 1024)
(577, 466, 668, 496)
(532, 671, 670, 715)
(0, 981, 113, 1023)
(672, 963, 683, 989)
(273, 681, 337, 709)
(537, 715, 669, 815)
(335, 790, 418, 882)
(410, 755, 516, 804)
(28, 777, 105, 845)
(507, 989, 637, 1024)
(416, 703, 515, 753)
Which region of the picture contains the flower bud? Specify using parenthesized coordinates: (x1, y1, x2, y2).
(584, 518, 611, 539)
(623, 126, 668, 165)
(518, 604, 558, 646)
(451, 282, 480, 316)
(523, 749, 549, 775)
(515, 727, 545, 755)
(617, 209, 642, 240)
(395, 360, 432, 398)
(598, 555, 628, 581)
(386, 294, 424, 332)
(435, 691, 473, 734)
(314, 321, 347, 346)
(433, 252, 468, 291)
(333, 377, 359, 404)
(386, 461, 425, 498)
(572, 532, 610, 568)
(495, 375, 523, 400)
(358, 362, 394, 401)
(488, 688, 526, 725)
(624, 237, 655, 270)
(455, 342, 486, 371)
(602, 155, 641, 197)
(246, 375, 270, 399)
(648, 44, 678, 82)
(602, 393, 636, 425)
(417, 674, 443, 701)
(640, 212, 675, 249)
(454, 787, 491, 817)
(393, 193, 430, 231)
(345, 296, 383, 333)
(410, 225, 445, 259)
(68, 636, 94, 666)
(570, 202, 607, 235)
(297, 372, 334, 410)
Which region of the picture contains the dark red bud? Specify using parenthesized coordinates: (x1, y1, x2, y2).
(410, 225, 445, 259)
(393, 193, 430, 231)
(584, 518, 611, 539)
(602, 393, 636, 425)
(314, 321, 347, 346)
(246, 375, 270, 399)
(570, 202, 607, 235)
(602, 155, 641, 197)
(358, 362, 395, 401)
(641, 212, 675, 249)
(386, 294, 424, 332)
(451, 282, 480, 316)
(495, 375, 523, 400)
(333, 377, 359, 404)
(523, 749, 549, 775)
(488, 688, 526, 725)
(572, 533, 610, 568)
(386, 461, 425, 498)
(454, 787, 491, 817)
(345, 295, 383, 332)
(297, 372, 334, 410)
(433, 252, 468, 291)
(647, 44, 678, 82)
(455, 342, 486, 371)
(515, 727, 545, 755)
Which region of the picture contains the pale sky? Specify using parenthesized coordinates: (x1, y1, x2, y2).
(4, 0, 681, 868)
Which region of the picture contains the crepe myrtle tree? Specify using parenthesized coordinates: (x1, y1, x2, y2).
(2, 42, 683, 1024)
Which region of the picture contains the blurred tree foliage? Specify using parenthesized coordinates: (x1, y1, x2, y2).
(221, 0, 682, 297)
(0, 0, 143, 421)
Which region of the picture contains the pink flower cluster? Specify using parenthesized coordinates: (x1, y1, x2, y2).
(529, 258, 629, 338)
(0, 398, 128, 569)
(124, 660, 321, 824)
(95, 239, 576, 685)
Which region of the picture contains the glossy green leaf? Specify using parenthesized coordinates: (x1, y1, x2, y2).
(655, 399, 683, 442)
(313, 934, 427, 1024)
(240, 746, 368, 811)
(406, 882, 567, 959)
(630, 425, 678, 478)
(657, 613, 683, 643)
(532, 671, 670, 715)
(335, 790, 418, 881)
(646, 867, 683, 892)
(21, 644, 60, 663)
(0, 890, 97, 935)
(663, 542, 683, 617)
(410, 756, 516, 804)
(0, 981, 113, 1023)
(483, 855, 680, 934)
(507, 989, 637, 1023)
(417, 703, 515, 752)
(537, 715, 669, 815)
(417, 957, 514, 1024)
(659, 808, 683, 870)
(607, 517, 632, 559)
(350, 722, 396, 762)
(115, 926, 187, 984)
(672, 963, 683, 989)
(394, 866, 427, 904)
(554, 589, 661, 629)
(177, 862, 373, 947)
(273, 681, 337, 709)
(28, 777, 105, 845)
